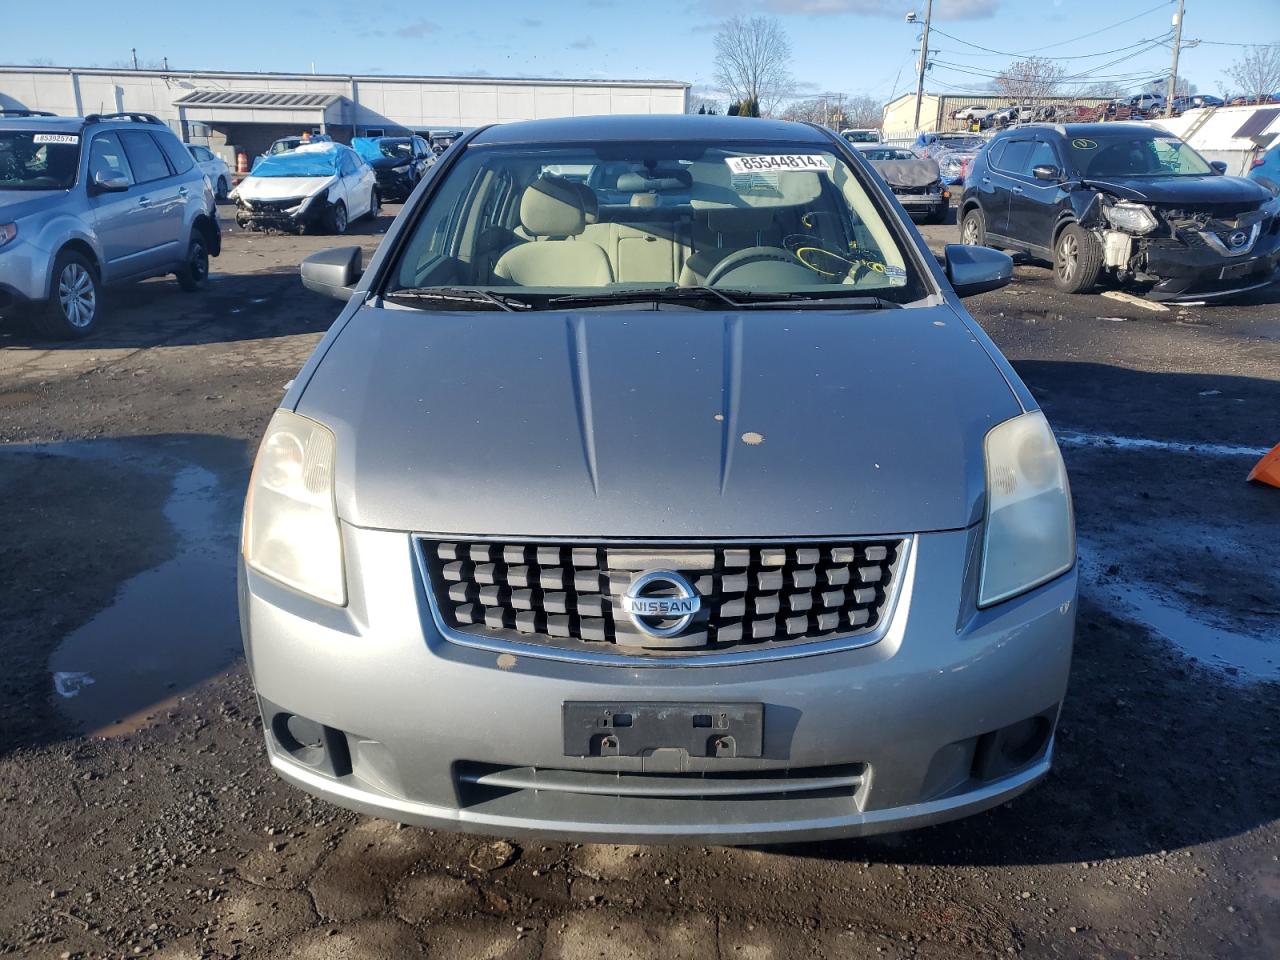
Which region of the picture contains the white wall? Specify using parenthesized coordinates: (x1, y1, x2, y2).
(0, 67, 689, 131)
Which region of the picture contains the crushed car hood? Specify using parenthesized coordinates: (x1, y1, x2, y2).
(870, 159, 941, 188)
(296, 305, 1022, 538)
(234, 175, 335, 201)
(1081, 174, 1272, 207)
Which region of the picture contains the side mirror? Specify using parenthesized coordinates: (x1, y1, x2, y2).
(301, 246, 363, 301)
(91, 170, 130, 193)
(944, 242, 1013, 298)
(1210, 160, 1228, 174)
(1032, 164, 1061, 181)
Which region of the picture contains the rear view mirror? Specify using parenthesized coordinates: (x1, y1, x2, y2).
(1210, 160, 1228, 174)
(1032, 164, 1061, 181)
(91, 170, 130, 193)
(301, 246, 363, 301)
(944, 243, 1013, 298)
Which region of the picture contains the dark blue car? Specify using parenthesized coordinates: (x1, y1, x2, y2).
(1249, 143, 1280, 194)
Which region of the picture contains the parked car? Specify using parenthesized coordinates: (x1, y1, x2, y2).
(429, 130, 463, 155)
(0, 111, 220, 338)
(231, 142, 378, 234)
(840, 128, 881, 144)
(914, 133, 985, 185)
(351, 135, 435, 201)
(1170, 94, 1224, 114)
(951, 104, 989, 121)
(187, 143, 231, 200)
(240, 113, 1077, 845)
(261, 133, 332, 161)
(959, 122, 1280, 300)
(864, 153, 950, 223)
(1249, 142, 1280, 194)
(1128, 92, 1166, 116)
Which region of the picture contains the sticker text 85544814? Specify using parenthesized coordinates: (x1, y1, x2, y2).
(725, 154, 829, 174)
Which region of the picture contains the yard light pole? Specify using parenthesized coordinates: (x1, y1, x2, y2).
(1166, 0, 1185, 117)
(911, 0, 934, 133)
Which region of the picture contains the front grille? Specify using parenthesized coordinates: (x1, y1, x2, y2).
(243, 197, 303, 213)
(420, 538, 904, 656)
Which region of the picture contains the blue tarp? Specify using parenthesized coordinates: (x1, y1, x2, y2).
(250, 147, 342, 178)
(351, 137, 384, 163)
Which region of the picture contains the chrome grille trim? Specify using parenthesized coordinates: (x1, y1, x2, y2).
(413, 534, 915, 667)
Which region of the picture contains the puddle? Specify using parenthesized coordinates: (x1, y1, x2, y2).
(47, 462, 243, 734)
(1079, 544, 1278, 682)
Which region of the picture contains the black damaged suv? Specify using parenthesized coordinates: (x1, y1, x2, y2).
(959, 123, 1280, 301)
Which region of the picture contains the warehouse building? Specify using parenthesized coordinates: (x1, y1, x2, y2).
(0, 64, 689, 163)
(882, 91, 1113, 138)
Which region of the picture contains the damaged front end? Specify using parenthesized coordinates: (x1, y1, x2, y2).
(1082, 191, 1280, 301)
(234, 193, 330, 234)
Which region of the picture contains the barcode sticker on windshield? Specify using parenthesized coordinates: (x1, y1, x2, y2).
(32, 134, 79, 144)
(725, 154, 828, 174)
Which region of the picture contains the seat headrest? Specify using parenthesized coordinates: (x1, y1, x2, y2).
(569, 180, 599, 224)
(520, 175, 588, 237)
(617, 171, 691, 193)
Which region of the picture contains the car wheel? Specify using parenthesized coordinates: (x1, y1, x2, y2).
(33, 251, 100, 339)
(1052, 223, 1104, 294)
(369, 188, 381, 219)
(327, 200, 348, 235)
(960, 207, 986, 246)
(216, 176, 229, 200)
(176, 233, 211, 292)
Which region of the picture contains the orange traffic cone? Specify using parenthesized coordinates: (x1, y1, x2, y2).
(1247, 443, 1280, 488)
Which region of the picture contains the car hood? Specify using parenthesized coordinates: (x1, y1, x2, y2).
(0, 189, 65, 218)
(295, 304, 1021, 538)
(1081, 174, 1272, 206)
(870, 159, 941, 188)
(234, 175, 335, 201)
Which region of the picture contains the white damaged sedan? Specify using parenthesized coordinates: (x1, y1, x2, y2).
(231, 142, 378, 234)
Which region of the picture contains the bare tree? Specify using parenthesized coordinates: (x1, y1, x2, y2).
(782, 94, 883, 130)
(713, 16, 795, 117)
(686, 93, 722, 115)
(1226, 45, 1280, 104)
(993, 57, 1067, 104)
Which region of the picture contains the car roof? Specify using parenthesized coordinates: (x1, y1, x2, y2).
(470, 114, 829, 145)
(0, 114, 85, 133)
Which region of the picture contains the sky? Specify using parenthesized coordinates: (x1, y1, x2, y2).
(2, 0, 1276, 103)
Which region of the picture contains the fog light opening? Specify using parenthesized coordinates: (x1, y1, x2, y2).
(972, 709, 1055, 783)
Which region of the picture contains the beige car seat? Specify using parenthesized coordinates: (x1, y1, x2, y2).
(493, 176, 614, 287)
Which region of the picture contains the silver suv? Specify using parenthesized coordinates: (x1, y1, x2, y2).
(0, 110, 221, 338)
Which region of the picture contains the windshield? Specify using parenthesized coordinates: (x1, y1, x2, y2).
(935, 136, 984, 152)
(250, 149, 341, 178)
(377, 138, 413, 158)
(386, 140, 924, 308)
(0, 131, 81, 191)
(843, 131, 878, 143)
(1068, 134, 1214, 178)
(862, 148, 916, 161)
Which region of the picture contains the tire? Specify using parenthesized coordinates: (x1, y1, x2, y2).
(367, 189, 380, 219)
(175, 233, 211, 292)
(960, 206, 986, 246)
(215, 176, 229, 201)
(1052, 222, 1104, 294)
(32, 250, 100, 339)
(326, 200, 348, 235)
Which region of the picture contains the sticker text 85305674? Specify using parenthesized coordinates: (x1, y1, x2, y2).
(725, 155, 829, 174)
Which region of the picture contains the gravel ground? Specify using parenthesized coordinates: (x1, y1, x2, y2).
(0, 204, 1276, 959)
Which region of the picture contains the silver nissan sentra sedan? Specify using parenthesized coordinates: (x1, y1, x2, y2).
(239, 114, 1076, 844)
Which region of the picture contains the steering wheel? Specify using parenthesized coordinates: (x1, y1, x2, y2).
(703, 246, 806, 287)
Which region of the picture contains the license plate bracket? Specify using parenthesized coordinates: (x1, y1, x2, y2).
(562, 701, 764, 758)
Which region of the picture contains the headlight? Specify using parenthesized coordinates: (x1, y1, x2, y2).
(979, 411, 1075, 607)
(242, 410, 345, 605)
(0, 222, 17, 249)
(1103, 201, 1158, 235)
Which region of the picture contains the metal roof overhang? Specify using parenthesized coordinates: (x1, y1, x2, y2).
(174, 90, 350, 125)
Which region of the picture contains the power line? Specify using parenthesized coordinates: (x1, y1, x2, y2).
(1006, 1, 1173, 55)
(929, 27, 1173, 62)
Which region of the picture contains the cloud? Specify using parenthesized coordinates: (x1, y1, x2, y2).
(705, 0, 999, 20)
(521, 17, 542, 27)
(569, 37, 596, 50)
(394, 18, 440, 38)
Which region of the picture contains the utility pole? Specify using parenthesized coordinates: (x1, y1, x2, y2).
(916, 0, 936, 133)
(1166, 0, 1185, 116)
(131, 47, 138, 70)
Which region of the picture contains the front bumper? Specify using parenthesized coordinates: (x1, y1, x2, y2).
(0, 237, 53, 310)
(893, 189, 948, 216)
(240, 524, 1077, 844)
(1140, 226, 1280, 300)
(374, 169, 415, 199)
(235, 199, 324, 232)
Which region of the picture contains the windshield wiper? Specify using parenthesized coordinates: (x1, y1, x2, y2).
(547, 286, 901, 310)
(383, 287, 533, 311)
